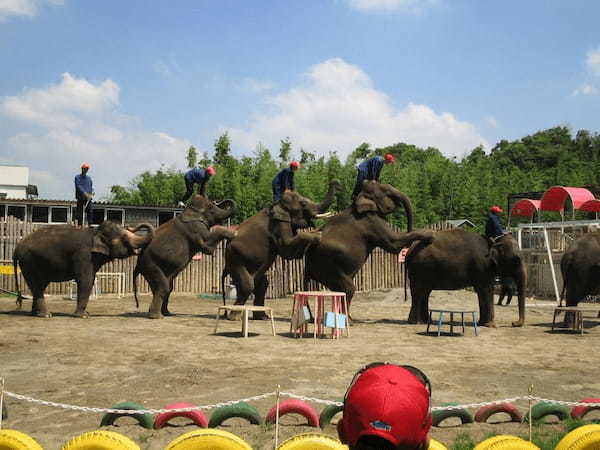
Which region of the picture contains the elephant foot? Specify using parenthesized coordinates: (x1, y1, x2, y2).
(148, 311, 164, 319)
(511, 320, 524, 327)
(252, 311, 269, 320)
(73, 310, 89, 318)
(478, 320, 496, 328)
(161, 310, 174, 317)
(228, 311, 242, 321)
(34, 311, 52, 318)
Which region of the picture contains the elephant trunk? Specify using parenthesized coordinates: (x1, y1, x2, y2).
(390, 190, 414, 232)
(511, 264, 527, 327)
(125, 223, 154, 249)
(316, 179, 341, 214)
(214, 199, 237, 222)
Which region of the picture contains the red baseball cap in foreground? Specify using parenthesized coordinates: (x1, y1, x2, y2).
(338, 364, 431, 448)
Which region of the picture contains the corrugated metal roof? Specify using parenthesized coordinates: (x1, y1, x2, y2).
(0, 197, 183, 210)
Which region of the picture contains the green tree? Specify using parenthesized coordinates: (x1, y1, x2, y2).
(213, 132, 231, 165)
(279, 137, 292, 166)
(186, 146, 198, 168)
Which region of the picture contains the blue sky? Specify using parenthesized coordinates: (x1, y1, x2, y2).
(1, 0, 599, 199)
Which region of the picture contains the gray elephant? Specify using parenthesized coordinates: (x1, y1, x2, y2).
(13, 221, 154, 318)
(406, 230, 526, 327)
(221, 179, 340, 318)
(304, 181, 433, 310)
(134, 195, 236, 319)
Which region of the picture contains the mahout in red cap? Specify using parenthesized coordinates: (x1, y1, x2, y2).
(206, 166, 216, 176)
(81, 163, 90, 169)
(290, 161, 300, 169)
(384, 153, 395, 163)
(338, 363, 431, 449)
(490, 205, 503, 213)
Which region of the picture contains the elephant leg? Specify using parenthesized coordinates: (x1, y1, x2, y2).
(161, 277, 176, 316)
(252, 274, 269, 320)
(476, 284, 496, 327)
(73, 272, 95, 318)
(321, 272, 356, 318)
(29, 282, 51, 318)
(145, 265, 169, 319)
(229, 263, 254, 321)
(563, 283, 587, 327)
(408, 283, 431, 324)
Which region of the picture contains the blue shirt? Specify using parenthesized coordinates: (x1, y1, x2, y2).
(184, 167, 209, 184)
(485, 213, 505, 239)
(272, 167, 295, 192)
(74, 174, 93, 200)
(357, 155, 384, 180)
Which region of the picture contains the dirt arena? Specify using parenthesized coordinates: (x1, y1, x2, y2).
(1, 288, 599, 449)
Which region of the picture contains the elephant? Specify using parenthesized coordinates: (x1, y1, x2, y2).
(221, 179, 340, 318)
(133, 195, 236, 319)
(304, 180, 433, 310)
(405, 230, 526, 327)
(12, 221, 154, 318)
(497, 276, 516, 306)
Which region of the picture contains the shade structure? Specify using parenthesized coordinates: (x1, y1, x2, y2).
(540, 186, 595, 212)
(579, 199, 600, 212)
(510, 199, 541, 217)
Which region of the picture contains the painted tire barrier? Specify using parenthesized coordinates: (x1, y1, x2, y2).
(208, 402, 262, 428)
(571, 398, 600, 419)
(319, 402, 343, 429)
(523, 402, 570, 423)
(473, 435, 540, 449)
(429, 439, 448, 450)
(265, 399, 320, 427)
(474, 402, 522, 423)
(99, 401, 154, 429)
(165, 429, 252, 450)
(276, 433, 347, 449)
(61, 430, 140, 450)
(555, 424, 600, 450)
(0, 430, 43, 450)
(154, 402, 209, 429)
(432, 403, 474, 427)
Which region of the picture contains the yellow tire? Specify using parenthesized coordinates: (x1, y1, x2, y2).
(473, 435, 539, 449)
(165, 429, 251, 450)
(61, 430, 140, 450)
(555, 424, 600, 450)
(277, 433, 347, 449)
(429, 438, 448, 450)
(0, 430, 43, 450)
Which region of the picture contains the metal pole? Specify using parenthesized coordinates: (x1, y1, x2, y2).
(0, 377, 4, 429)
(274, 385, 281, 449)
(544, 228, 560, 304)
(528, 384, 533, 442)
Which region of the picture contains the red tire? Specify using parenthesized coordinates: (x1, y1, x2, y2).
(265, 399, 320, 427)
(154, 402, 209, 429)
(571, 398, 600, 419)
(474, 402, 522, 423)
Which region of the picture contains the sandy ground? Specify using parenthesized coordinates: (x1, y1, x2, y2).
(1, 288, 599, 449)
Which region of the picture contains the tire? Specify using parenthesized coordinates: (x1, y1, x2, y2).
(474, 403, 523, 423)
(555, 424, 600, 450)
(208, 402, 262, 428)
(318, 402, 343, 429)
(523, 402, 570, 423)
(265, 399, 320, 427)
(432, 403, 474, 427)
(571, 398, 600, 419)
(165, 429, 252, 450)
(61, 430, 140, 450)
(154, 402, 208, 429)
(276, 433, 346, 449)
(429, 439, 449, 450)
(0, 430, 43, 450)
(473, 435, 540, 449)
(99, 401, 154, 429)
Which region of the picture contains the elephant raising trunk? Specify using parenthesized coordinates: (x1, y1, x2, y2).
(124, 223, 154, 252)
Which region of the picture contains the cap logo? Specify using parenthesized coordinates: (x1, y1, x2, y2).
(370, 420, 392, 431)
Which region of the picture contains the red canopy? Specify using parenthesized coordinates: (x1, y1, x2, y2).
(579, 199, 600, 212)
(510, 199, 541, 217)
(540, 186, 595, 212)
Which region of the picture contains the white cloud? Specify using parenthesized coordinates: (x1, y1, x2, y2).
(485, 116, 499, 128)
(237, 78, 274, 94)
(0, 0, 63, 20)
(573, 83, 599, 96)
(0, 74, 190, 199)
(346, 0, 440, 13)
(227, 58, 487, 159)
(587, 47, 600, 77)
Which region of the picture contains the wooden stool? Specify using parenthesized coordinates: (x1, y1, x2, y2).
(291, 291, 349, 339)
(552, 306, 600, 335)
(214, 305, 276, 338)
(427, 309, 478, 336)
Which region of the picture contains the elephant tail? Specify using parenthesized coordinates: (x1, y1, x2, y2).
(221, 268, 228, 306)
(133, 263, 140, 309)
(12, 250, 23, 310)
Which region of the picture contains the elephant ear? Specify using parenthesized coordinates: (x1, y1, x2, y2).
(180, 206, 206, 223)
(354, 194, 378, 214)
(271, 204, 291, 222)
(91, 233, 110, 256)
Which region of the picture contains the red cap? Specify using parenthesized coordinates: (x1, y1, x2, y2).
(81, 163, 90, 169)
(290, 161, 300, 169)
(206, 166, 216, 176)
(384, 153, 395, 163)
(339, 365, 431, 447)
(490, 205, 503, 213)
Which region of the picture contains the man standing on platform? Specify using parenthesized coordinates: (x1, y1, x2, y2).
(272, 161, 300, 202)
(351, 154, 395, 199)
(74, 163, 93, 227)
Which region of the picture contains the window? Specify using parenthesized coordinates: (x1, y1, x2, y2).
(0, 205, 5, 221)
(7, 205, 25, 221)
(91, 208, 105, 225)
(31, 206, 49, 223)
(158, 211, 175, 225)
(51, 207, 68, 223)
(106, 209, 123, 225)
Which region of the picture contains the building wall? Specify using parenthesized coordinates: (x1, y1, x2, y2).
(0, 165, 29, 199)
(124, 208, 158, 226)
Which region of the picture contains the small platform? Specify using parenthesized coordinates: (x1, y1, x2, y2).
(291, 291, 349, 339)
(214, 305, 276, 338)
(427, 309, 478, 337)
(552, 306, 600, 335)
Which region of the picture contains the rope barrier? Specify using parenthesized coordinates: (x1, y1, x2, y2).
(4, 390, 600, 415)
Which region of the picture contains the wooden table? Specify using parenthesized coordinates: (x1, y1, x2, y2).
(291, 291, 349, 339)
(427, 309, 478, 337)
(214, 305, 275, 338)
(552, 306, 600, 335)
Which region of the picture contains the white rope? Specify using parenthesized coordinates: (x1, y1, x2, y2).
(4, 391, 600, 415)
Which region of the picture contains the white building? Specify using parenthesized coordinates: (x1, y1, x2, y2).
(0, 165, 29, 199)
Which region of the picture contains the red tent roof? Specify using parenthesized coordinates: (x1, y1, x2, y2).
(540, 186, 595, 212)
(579, 199, 600, 212)
(510, 199, 541, 217)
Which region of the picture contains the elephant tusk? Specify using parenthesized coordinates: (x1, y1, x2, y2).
(315, 212, 334, 219)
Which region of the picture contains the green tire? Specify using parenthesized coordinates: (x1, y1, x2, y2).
(208, 402, 262, 428)
(432, 402, 474, 427)
(523, 402, 570, 423)
(319, 402, 344, 429)
(99, 401, 154, 429)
